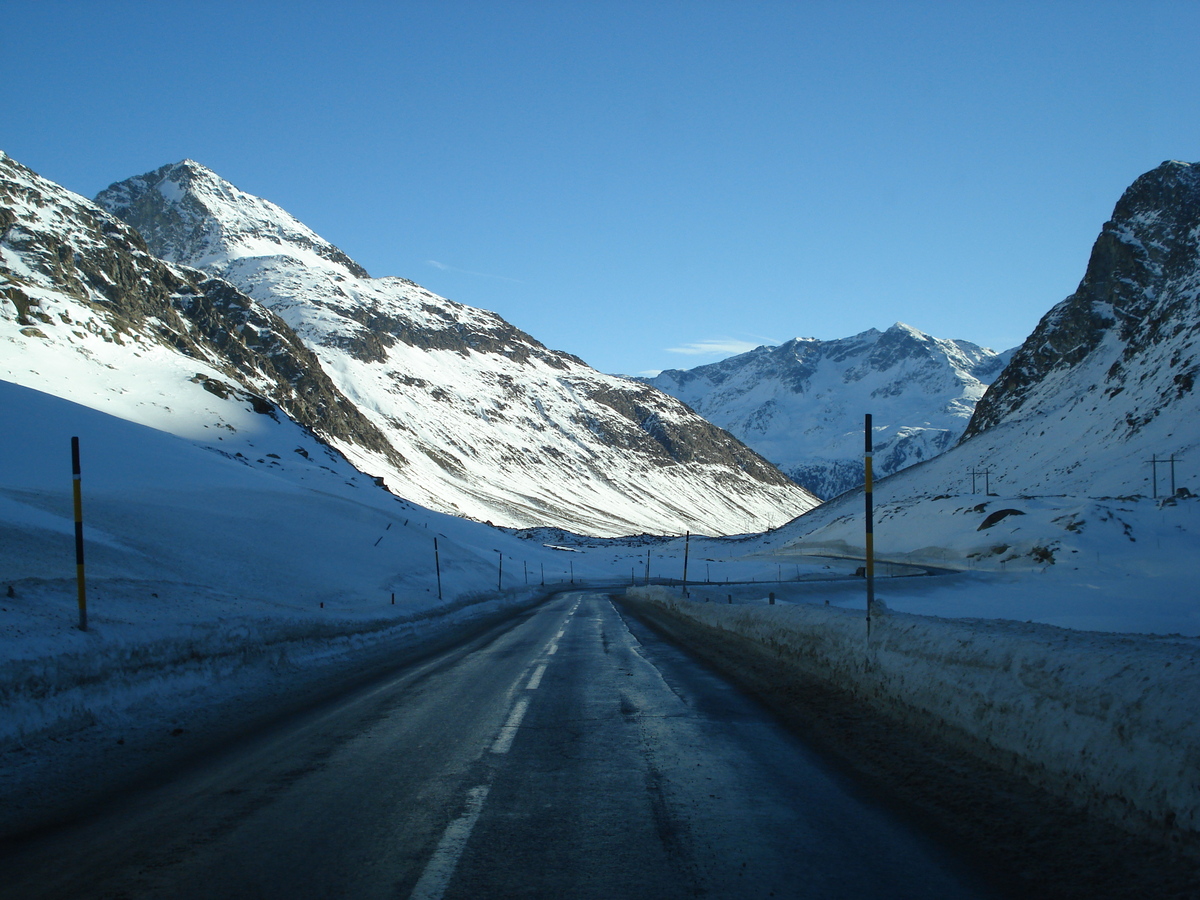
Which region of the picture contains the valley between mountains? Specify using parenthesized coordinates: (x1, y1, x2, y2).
(3, 153, 1200, 896)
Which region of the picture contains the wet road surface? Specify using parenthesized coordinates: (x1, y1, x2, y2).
(0, 591, 988, 899)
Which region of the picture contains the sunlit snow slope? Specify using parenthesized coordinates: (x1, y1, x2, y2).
(96, 161, 817, 536)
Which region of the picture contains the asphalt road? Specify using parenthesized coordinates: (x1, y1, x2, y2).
(0, 591, 988, 899)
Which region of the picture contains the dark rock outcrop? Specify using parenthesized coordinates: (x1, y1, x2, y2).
(965, 160, 1200, 439)
(0, 152, 405, 470)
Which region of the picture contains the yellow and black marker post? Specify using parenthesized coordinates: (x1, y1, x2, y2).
(864, 414, 875, 637)
(434, 537, 442, 600)
(71, 436, 87, 632)
(682, 530, 690, 596)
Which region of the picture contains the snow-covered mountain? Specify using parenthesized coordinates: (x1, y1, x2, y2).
(763, 159, 1200, 571)
(644, 324, 1011, 499)
(0, 151, 408, 475)
(961, 157, 1200, 483)
(88, 159, 815, 535)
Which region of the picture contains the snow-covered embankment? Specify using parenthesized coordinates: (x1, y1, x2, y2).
(0, 586, 548, 839)
(628, 586, 1200, 852)
(0, 588, 545, 755)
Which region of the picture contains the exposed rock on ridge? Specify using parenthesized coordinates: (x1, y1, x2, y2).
(965, 160, 1200, 442)
(96, 159, 814, 534)
(0, 151, 404, 470)
(646, 323, 1010, 499)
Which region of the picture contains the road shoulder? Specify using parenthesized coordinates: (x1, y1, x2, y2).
(614, 592, 1199, 900)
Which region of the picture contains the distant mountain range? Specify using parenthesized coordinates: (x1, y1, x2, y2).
(650, 159, 1200, 547)
(9, 149, 1195, 548)
(1, 152, 816, 537)
(643, 324, 1013, 498)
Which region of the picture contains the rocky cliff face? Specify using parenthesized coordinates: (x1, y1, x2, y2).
(965, 160, 1200, 444)
(761, 161, 1200, 573)
(0, 151, 404, 472)
(646, 324, 1010, 499)
(95, 160, 815, 535)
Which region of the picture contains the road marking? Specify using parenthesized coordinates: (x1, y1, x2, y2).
(547, 642, 558, 655)
(491, 697, 530, 754)
(408, 784, 490, 900)
(411, 607, 565, 899)
(555, 629, 565, 639)
(526, 663, 547, 690)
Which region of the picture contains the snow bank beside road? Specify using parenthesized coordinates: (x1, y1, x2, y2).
(0, 585, 543, 753)
(629, 586, 1200, 851)
(0, 584, 547, 839)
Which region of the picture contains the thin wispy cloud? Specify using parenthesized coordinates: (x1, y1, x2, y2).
(665, 339, 766, 357)
(427, 260, 523, 284)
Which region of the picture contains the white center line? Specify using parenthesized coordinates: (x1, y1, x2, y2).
(547, 642, 558, 655)
(411, 615, 563, 899)
(408, 784, 490, 900)
(526, 662, 547, 690)
(490, 697, 530, 754)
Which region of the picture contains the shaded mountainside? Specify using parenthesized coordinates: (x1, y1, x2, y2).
(646, 324, 1011, 499)
(965, 159, 1200, 449)
(0, 151, 404, 472)
(96, 160, 815, 535)
(758, 160, 1200, 578)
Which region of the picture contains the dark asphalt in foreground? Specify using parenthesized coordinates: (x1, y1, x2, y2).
(0, 592, 987, 899)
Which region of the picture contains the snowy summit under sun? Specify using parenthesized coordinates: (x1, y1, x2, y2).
(94, 160, 816, 535)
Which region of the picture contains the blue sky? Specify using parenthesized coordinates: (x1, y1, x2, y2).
(4, 1, 1199, 375)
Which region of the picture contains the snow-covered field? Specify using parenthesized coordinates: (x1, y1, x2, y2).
(4, 260, 1199, 848)
(4, 373, 1199, 854)
(0, 380, 601, 767)
(748, 489, 1200, 637)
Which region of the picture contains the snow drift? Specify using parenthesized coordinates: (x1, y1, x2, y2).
(630, 586, 1200, 851)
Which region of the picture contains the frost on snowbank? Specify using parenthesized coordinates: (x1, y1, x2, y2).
(629, 586, 1200, 851)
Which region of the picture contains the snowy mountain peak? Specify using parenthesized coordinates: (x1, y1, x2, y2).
(644, 323, 1011, 499)
(1, 149, 409, 483)
(965, 159, 1200, 444)
(96, 161, 369, 279)
(778, 159, 1200, 591)
(93, 159, 816, 535)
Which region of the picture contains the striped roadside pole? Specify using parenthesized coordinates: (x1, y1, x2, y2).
(434, 537, 442, 599)
(71, 436, 87, 632)
(864, 414, 875, 638)
(682, 531, 690, 596)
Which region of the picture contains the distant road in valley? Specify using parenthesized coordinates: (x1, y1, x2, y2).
(0, 591, 985, 899)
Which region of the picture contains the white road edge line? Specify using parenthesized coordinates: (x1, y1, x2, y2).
(526, 663, 547, 690)
(408, 783, 490, 900)
(490, 697, 530, 754)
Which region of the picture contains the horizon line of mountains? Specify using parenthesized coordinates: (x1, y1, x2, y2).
(3, 151, 1197, 535)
